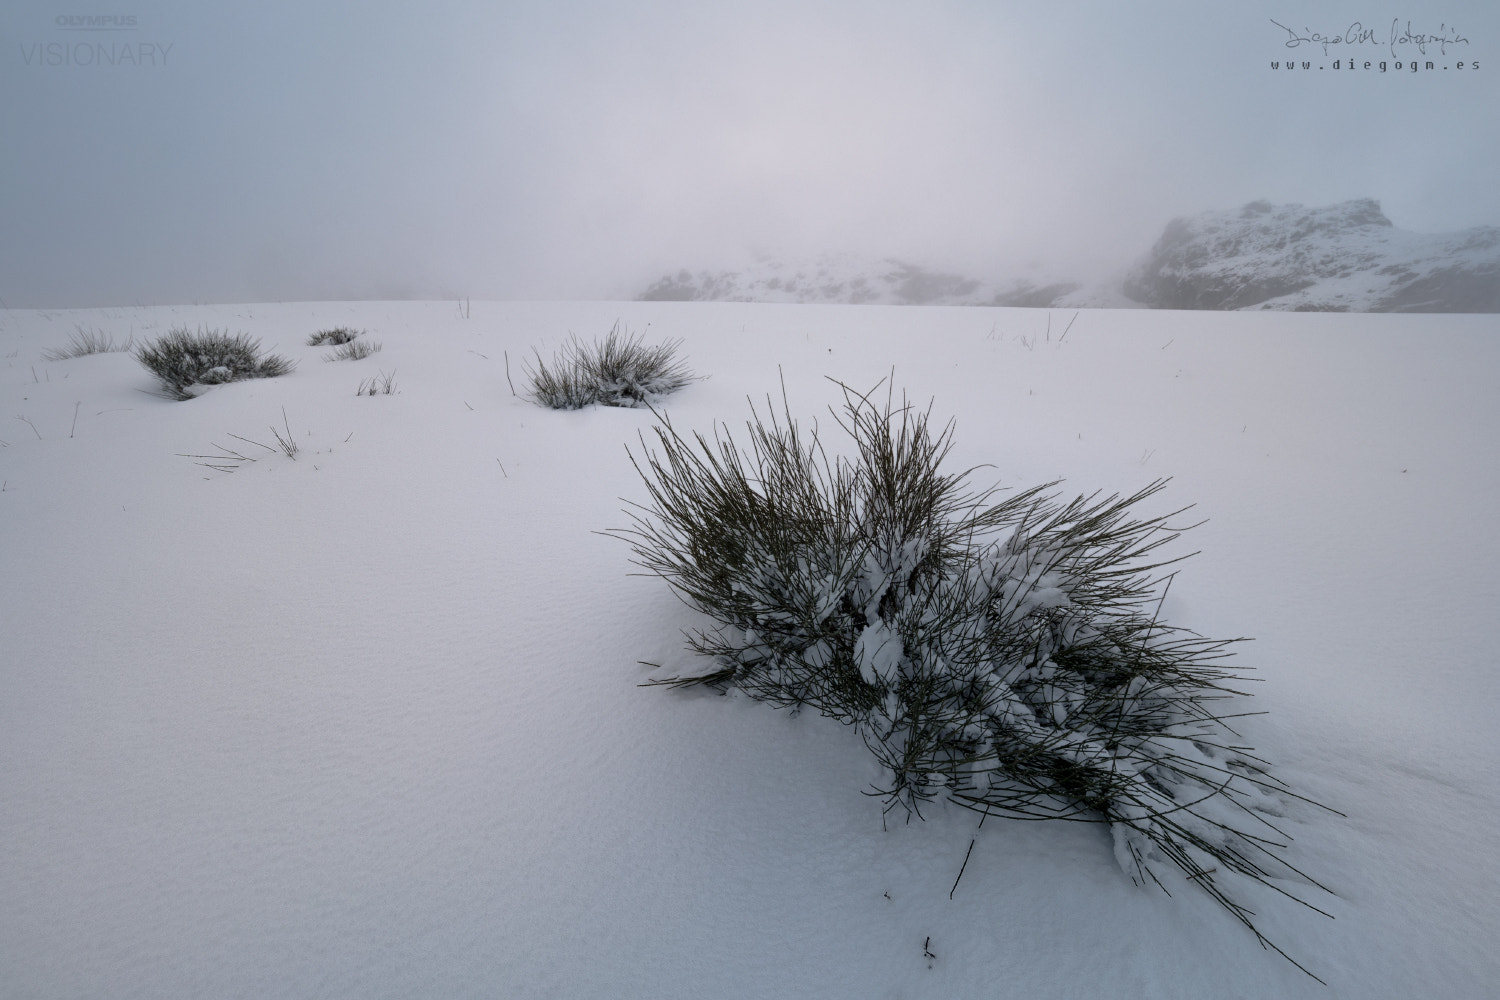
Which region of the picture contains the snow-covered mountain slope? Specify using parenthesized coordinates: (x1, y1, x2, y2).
(638, 253, 1124, 308)
(1124, 199, 1500, 312)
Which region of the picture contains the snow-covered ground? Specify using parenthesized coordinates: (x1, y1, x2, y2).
(2, 300, 1497, 998)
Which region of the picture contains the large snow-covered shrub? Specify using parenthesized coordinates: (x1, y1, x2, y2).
(135, 327, 295, 400)
(524, 322, 698, 409)
(615, 379, 1333, 979)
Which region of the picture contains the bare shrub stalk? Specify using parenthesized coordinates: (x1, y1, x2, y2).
(355, 370, 398, 396)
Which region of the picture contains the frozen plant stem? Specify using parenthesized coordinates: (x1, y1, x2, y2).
(1059, 312, 1079, 343)
(178, 442, 258, 473)
(226, 433, 277, 454)
(950, 839, 976, 899)
(17, 415, 41, 439)
(270, 407, 299, 460)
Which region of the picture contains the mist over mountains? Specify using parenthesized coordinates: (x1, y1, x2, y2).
(639, 199, 1500, 313)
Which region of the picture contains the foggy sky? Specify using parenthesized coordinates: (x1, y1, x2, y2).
(3, 1, 1496, 308)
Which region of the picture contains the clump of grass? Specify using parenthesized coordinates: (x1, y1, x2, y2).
(42, 326, 134, 361)
(135, 327, 295, 400)
(356, 370, 398, 396)
(325, 339, 381, 361)
(524, 322, 698, 409)
(612, 377, 1337, 981)
(307, 327, 362, 346)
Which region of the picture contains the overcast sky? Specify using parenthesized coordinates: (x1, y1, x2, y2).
(2, 1, 1496, 307)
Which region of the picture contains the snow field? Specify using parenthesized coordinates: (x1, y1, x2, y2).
(1, 300, 1497, 998)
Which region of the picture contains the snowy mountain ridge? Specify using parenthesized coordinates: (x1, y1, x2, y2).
(638, 253, 1122, 309)
(639, 199, 1500, 313)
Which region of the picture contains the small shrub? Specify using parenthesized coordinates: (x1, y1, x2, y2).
(307, 327, 362, 346)
(42, 325, 133, 360)
(356, 369, 398, 396)
(325, 339, 381, 361)
(614, 379, 1334, 980)
(135, 326, 295, 400)
(524, 322, 698, 409)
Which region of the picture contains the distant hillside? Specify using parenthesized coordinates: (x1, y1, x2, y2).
(638, 254, 1109, 308)
(1123, 198, 1500, 312)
